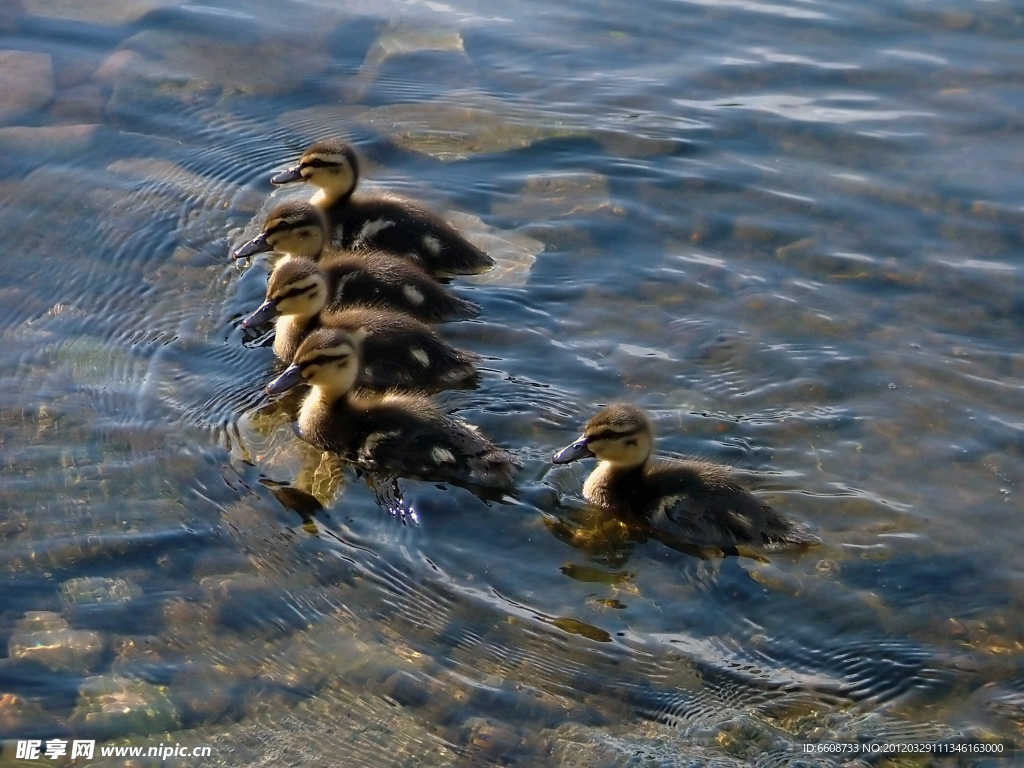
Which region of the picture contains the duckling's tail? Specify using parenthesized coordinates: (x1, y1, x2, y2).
(439, 349, 480, 386)
(764, 522, 820, 551)
(448, 294, 481, 321)
(470, 448, 520, 489)
(461, 251, 496, 275)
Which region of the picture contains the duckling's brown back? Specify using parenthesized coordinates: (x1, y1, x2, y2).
(320, 251, 479, 322)
(641, 459, 813, 550)
(327, 192, 494, 278)
(341, 393, 517, 487)
(321, 307, 478, 390)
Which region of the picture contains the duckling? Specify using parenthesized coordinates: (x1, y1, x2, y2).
(233, 203, 479, 323)
(269, 138, 495, 278)
(552, 403, 816, 551)
(242, 260, 478, 389)
(265, 327, 518, 489)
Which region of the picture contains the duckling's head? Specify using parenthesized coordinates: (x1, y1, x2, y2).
(265, 327, 363, 396)
(553, 403, 654, 471)
(242, 258, 329, 329)
(270, 139, 359, 203)
(232, 201, 327, 261)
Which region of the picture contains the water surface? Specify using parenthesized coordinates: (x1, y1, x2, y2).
(1, 0, 1022, 764)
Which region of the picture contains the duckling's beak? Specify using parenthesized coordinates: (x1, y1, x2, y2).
(552, 437, 594, 464)
(242, 300, 278, 329)
(270, 165, 303, 185)
(232, 232, 271, 260)
(266, 364, 304, 395)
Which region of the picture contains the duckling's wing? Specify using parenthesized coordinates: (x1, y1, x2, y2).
(644, 461, 791, 549)
(322, 253, 479, 322)
(359, 251, 480, 320)
(646, 490, 757, 548)
(363, 327, 478, 388)
(341, 194, 494, 277)
(359, 404, 515, 486)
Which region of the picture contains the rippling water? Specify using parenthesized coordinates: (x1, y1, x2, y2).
(1, 0, 1022, 764)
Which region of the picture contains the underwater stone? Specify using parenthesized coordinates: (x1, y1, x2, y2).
(0, 0, 22, 32)
(274, 104, 365, 144)
(941, 10, 975, 29)
(48, 82, 107, 124)
(92, 49, 145, 85)
(444, 211, 541, 286)
(107, 156, 243, 257)
(544, 725, 623, 768)
(0, 124, 99, 161)
(61, 576, 144, 606)
(8, 611, 104, 673)
(168, 662, 238, 727)
(491, 172, 617, 222)
(590, 128, 683, 159)
(0, 50, 54, 124)
(70, 675, 179, 738)
(0, 691, 67, 740)
(22, 0, 177, 24)
(111, 27, 331, 98)
(379, 669, 431, 709)
(344, 23, 475, 101)
(462, 717, 526, 762)
(352, 95, 585, 161)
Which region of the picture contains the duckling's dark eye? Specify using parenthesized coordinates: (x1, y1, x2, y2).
(624, 439, 637, 447)
(304, 159, 334, 169)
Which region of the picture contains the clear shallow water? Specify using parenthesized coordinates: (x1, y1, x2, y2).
(0, 0, 1023, 764)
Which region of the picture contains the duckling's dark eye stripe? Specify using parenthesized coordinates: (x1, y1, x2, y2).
(589, 426, 644, 442)
(303, 353, 350, 369)
(267, 216, 315, 234)
(302, 158, 337, 169)
(276, 284, 318, 302)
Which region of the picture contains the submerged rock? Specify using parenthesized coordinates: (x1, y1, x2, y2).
(445, 210, 542, 286)
(47, 82, 107, 124)
(21, 0, 176, 25)
(0, 124, 100, 161)
(344, 23, 476, 102)
(0, 692, 67, 740)
(353, 93, 586, 161)
(103, 156, 242, 259)
(350, 91, 679, 162)
(273, 104, 365, 143)
(70, 675, 179, 738)
(8, 611, 104, 673)
(4, 151, 231, 268)
(110, 22, 331, 101)
(462, 717, 527, 763)
(0, 0, 22, 33)
(491, 172, 618, 222)
(0, 50, 54, 124)
(61, 576, 144, 606)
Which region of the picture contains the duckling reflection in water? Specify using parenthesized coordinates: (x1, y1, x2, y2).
(552, 403, 817, 553)
(265, 327, 519, 491)
(233, 201, 479, 323)
(269, 138, 494, 278)
(242, 258, 479, 391)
